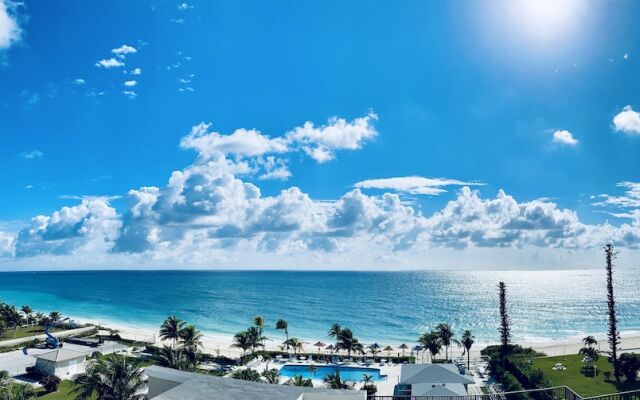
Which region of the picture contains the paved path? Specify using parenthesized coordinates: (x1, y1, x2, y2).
(0, 326, 96, 348)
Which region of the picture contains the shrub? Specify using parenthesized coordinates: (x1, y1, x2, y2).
(619, 353, 640, 382)
(39, 375, 61, 393)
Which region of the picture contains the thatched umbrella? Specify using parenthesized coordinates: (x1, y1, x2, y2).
(314, 341, 326, 353)
(383, 345, 394, 356)
(325, 344, 335, 354)
(399, 343, 409, 357)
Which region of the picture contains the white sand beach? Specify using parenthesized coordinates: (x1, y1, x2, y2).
(68, 314, 640, 360)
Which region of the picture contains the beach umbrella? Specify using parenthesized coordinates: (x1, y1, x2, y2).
(399, 343, 409, 357)
(314, 341, 326, 353)
(325, 344, 335, 354)
(383, 345, 394, 356)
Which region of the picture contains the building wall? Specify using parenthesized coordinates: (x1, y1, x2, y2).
(35, 357, 86, 379)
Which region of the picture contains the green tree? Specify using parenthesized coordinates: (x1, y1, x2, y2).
(418, 331, 442, 362)
(231, 368, 261, 382)
(232, 331, 251, 359)
(179, 324, 203, 370)
(582, 335, 598, 348)
(287, 375, 313, 387)
(605, 244, 621, 383)
(336, 328, 363, 358)
(261, 368, 280, 384)
(498, 281, 511, 362)
(159, 316, 186, 348)
(619, 353, 640, 382)
(48, 311, 61, 324)
(20, 306, 32, 327)
(435, 323, 458, 360)
(275, 319, 289, 350)
(323, 371, 350, 389)
(328, 323, 341, 346)
(72, 355, 147, 400)
(461, 330, 475, 370)
(154, 345, 189, 370)
(283, 338, 304, 354)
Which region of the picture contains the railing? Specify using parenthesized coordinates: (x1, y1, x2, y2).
(369, 386, 640, 400)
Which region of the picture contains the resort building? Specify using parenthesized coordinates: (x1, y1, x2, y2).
(144, 366, 366, 400)
(394, 363, 475, 397)
(34, 348, 87, 379)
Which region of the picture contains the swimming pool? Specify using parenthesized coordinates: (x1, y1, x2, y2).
(278, 364, 385, 381)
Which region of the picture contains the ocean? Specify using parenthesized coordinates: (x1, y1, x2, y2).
(0, 269, 638, 345)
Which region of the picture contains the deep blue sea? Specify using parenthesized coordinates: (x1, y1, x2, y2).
(0, 269, 638, 345)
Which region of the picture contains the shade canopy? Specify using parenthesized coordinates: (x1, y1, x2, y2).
(399, 343, 409, 349)
(325, 344, 335, 350)
(314, 341, 326, 347)
(383, 346, 394, 352)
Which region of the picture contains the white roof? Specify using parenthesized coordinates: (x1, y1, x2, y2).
(412, 383, 468, 396)
(35, 348, 86, 363)
(400, 364, 474, 385)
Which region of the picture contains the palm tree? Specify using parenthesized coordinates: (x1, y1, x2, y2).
(276, 319, 289, 350)
(336, 328, 363, 358)
(232, 331, 251, 359)
(179, 325, 203, 370)
(245, 326, 267, 355)
(461, 330, 475, 370)
(283, 338, 304, 354)
(261, 368, 280, 384)
(20, 306, 32, 327)
(323, 371, 350, 389)
(399, 343, 409, 357)
(1, 382, 37, 400)
(254, 316, 266, 347)
(231, 368, 261, 382)
(435, 323, 458, 360)
(583, 335, 598, 348)
(367, 343, 380, 357)
(34, 312, 45, 326)
(287, 375, 313, 387)
(3, 306, 23, 338)
(154, 345, 189, 370)
(328, 323, 341, 346)
(72, 355, 147, 400)
(418, 331, 442, 362)
(361, 374, 377, 397)
(159, 316, 186, 348)
(48, 311, 61, 324)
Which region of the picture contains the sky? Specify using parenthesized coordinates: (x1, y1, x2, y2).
(0, 0, 639, 270)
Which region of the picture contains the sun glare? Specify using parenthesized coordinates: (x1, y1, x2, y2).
(505, 0, 584, 43)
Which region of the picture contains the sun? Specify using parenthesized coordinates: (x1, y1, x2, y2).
(505, 0, 584, 43)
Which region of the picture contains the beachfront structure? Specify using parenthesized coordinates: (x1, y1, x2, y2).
(144, 365, 366, 400)
(34, 348, 87, 378)
(394, 364, 475, 397)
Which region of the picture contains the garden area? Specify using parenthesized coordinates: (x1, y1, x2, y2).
(533, 353, 640, 397)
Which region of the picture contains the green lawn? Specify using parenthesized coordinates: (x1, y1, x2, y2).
(532, 354, 640, 397)
(0, 325, 65, 340)
(40, 380, 80, 400)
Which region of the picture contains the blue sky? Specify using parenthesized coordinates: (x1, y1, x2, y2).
(0, 0, 639, 269)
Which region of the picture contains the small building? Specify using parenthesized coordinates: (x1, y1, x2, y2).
(144, 366, 366, 400)
(34, 348, 87, 379)
(394, 363, 475, 397)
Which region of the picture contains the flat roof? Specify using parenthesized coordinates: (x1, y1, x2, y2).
(400, 364, 474, 385)
(145, 366, 366, 400)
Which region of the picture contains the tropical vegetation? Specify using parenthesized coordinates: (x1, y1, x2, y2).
(72, 355, 147, 400)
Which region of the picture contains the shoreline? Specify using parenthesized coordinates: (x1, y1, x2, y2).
(66, 313, 640, 360)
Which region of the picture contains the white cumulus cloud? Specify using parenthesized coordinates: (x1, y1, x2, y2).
(111, 44, 137, 56)
(96, 58, 125, 68)
(613, 106, 640, 135)
(552, 129, 579, 146)
(0, 0, 21, 50)
(124, 80, 137, 87)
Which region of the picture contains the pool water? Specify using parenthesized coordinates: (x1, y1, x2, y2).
(278, 364, 385, 381)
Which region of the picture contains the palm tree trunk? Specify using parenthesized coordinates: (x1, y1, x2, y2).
(467, 350, 470, 370)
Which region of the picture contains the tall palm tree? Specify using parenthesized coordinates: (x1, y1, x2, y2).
(232, 331, 251, 358)
(276, 319, 289, 350)
(367, 343, 380, 357)
(283, 338, 304, 354)
(418, 331, 442, 362)
(245, 326, 267, 355)
(254, 316, 266, 347)
(48, 311, 61, 324)
(336, 328, 363, 358)
(461, 330, 475, 370)
(20, 306, 32, 327)
(287, 375, 313, 387)
(435, 323, 458, 360)
(179, 325, 203, 370)
(261, 368, 280, 384)
(159, 316, 186, 348)
(72, 355, 147, 400)
(328, 323, 341, 346)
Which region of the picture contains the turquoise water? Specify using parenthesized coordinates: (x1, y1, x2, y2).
(0, 269, 638, 344)
(279, 364, 384, 381)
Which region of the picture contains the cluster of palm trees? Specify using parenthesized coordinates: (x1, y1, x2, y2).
(0, 370, 37, 400)
(328, 324, 363, 357)
(418, 323, 475, 368)
(156, 316, 203, 371)
(0, 302, 63, 338)
(72, 355, 148, 400)
(232, 316, 307, 359)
